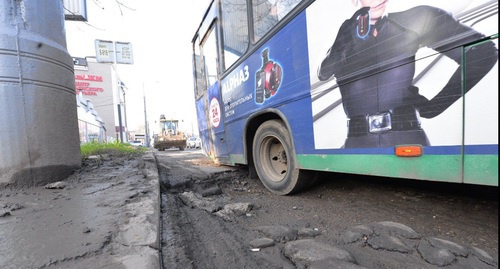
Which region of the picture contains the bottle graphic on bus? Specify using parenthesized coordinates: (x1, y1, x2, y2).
(255, 48, 282, 104)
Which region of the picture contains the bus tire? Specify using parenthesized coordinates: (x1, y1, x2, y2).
(253, 120, 309, 195)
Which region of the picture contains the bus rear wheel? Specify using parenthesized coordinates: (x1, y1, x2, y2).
(253, 120, 309, 195)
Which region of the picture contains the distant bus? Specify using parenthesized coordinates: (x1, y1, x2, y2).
(191, 0, 498, 195)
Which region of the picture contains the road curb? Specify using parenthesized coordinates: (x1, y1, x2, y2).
(140, 151, 161, 251)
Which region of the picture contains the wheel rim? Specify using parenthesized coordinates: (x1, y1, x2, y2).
(260, 135, 288, 183)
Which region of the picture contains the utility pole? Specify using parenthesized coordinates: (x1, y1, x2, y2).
(117, 81, 128, 143)
(143, 83, 150, 147)
(121, 82, 128, 138)
(117, 103, 124, 143)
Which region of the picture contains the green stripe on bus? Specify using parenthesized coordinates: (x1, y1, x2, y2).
(464, 155, 498, 186)
(297, 154, 498, 186)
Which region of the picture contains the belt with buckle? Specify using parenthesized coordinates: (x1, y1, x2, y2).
(347, 107, 422, 137)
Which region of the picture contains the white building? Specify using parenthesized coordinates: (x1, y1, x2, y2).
(73, 57, 128, 143)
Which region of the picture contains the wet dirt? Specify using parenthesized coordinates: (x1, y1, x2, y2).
(157, 149, 498, 269)
(0, 153, 160, 269)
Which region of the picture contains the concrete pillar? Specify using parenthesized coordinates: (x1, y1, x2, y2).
(0, 0, 81, 187)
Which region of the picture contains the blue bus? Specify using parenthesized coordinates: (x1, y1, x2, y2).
(191, 0, 498, 195)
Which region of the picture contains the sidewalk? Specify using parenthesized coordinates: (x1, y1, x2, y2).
(0, 152, 160, 269)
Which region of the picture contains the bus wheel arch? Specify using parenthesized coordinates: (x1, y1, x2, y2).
(252, 119, 310, 195)
(245, 113, 282, 180)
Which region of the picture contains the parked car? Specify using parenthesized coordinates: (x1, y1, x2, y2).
(128, 140, 143, 147)
(186, 137, 201, 148)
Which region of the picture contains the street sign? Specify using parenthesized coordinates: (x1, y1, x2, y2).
(95, 40, 115, 63)
(94, 40, 134, 64)
(115, 42, 134, 64)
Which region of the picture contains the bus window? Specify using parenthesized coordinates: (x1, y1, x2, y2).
(221, 0, 249, 70)
(252, 0, 302, 41)
(201, 26, 219, 89)
(193, 37, 204, 99)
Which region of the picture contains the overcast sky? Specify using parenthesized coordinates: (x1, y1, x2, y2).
(65, 0, 211, 135)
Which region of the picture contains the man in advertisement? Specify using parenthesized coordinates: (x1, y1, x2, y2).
(317, 0, 497, 148)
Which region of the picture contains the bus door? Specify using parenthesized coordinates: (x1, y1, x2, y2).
(463, 38, 498, 185)
(198, 22, 230, 163)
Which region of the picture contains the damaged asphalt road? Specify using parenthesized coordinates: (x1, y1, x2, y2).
(0, 149, 497, 268)
(157, 150, 498, 269)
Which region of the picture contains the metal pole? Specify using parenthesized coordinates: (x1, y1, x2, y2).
(122, 87, 128, 140)
(143, 84, 149, 147)
(117, 104, 123, 143)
